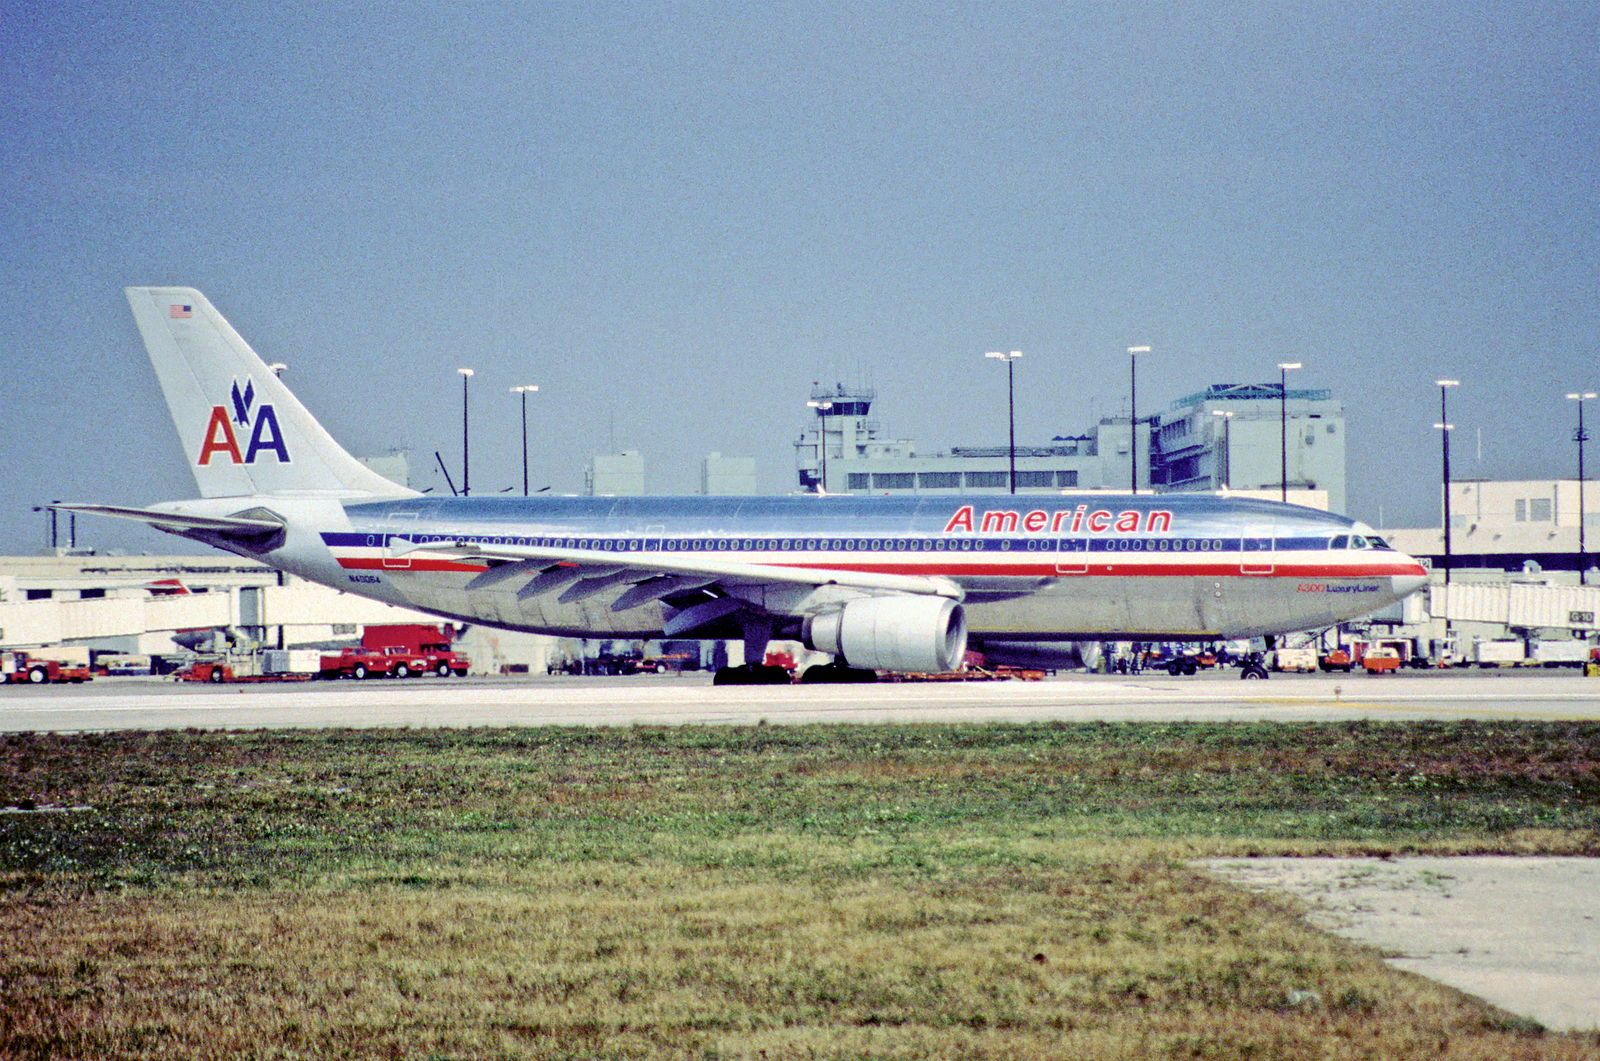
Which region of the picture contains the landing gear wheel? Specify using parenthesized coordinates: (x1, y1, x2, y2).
(1240, 664, 1269, 680)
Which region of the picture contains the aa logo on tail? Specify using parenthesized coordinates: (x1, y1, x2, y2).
(197, 378, 291, 465)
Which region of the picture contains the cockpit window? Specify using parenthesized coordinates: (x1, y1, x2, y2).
(1367, 535, 1393, 551)
(1330, 534, 1349, 549)
(1351, 534, 1369, 549)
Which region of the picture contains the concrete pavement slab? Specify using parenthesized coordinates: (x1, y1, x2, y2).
(1204, 857, 1600, 1032)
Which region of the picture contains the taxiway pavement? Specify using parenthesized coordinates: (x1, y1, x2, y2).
(4, 669, 1600, 733)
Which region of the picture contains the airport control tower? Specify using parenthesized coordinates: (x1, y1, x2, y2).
(794, 383, 915, 493)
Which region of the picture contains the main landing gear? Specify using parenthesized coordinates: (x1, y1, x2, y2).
(710, 615, 795, 686)
(707, 614, 876, 686)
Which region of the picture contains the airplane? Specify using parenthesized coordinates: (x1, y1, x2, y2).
(58, 287, 1429, 684)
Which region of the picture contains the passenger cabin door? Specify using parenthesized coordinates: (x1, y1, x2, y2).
(382, 512, 421, 570)
(1239, 522, 1275, 576)
(1055, 535, 1089, 575)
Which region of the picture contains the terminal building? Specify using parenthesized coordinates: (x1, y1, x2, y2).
(582, 451, 758, 496)
(1388, 479, 1600, 581)
(585, 451, 646, 496)
(701, 453, 757, 496)
(1151, 383, 1346, 513)
(793, 380, 1344, 510)
(794, 384, 1151, 495)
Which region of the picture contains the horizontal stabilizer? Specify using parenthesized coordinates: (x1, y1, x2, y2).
(51, 503, 284, 535)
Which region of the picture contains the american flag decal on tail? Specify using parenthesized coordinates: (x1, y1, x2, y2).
(169, 304, 193, 319)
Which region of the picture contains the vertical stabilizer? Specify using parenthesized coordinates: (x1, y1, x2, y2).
(126, 287, 412, 499)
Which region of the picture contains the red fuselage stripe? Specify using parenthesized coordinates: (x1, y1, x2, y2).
(333, 557, 1424, 578)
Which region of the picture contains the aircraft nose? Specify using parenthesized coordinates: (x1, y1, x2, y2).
(1391, 565, 1429, 600)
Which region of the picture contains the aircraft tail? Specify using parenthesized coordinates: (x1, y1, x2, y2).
(126, 287, 412, 499)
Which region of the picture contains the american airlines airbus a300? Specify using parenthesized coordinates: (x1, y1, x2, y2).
(61, 288, 1428, 683)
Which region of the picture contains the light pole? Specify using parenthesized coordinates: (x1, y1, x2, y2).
(1276, 362, 1302, 502)
(511, 385, 539, 496)
(457, 368, 474, 496)
(1128, 346, 1150, 493)
(806, 399, 833, 492)
(985, 351, 1023, 494)
(267, 362, 287, 378)
(1567, 391, 1596, 580)
(1211, 409, 1234, 489)
(1435, 379, 1460, 586)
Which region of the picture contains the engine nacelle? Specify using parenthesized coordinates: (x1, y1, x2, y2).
(803, 596, 968, 673)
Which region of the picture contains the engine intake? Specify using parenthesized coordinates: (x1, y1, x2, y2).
(804, 596, 967, 673)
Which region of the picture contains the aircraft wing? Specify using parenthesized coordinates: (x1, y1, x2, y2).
(394, 537, 963, 601)
(50, 503, 285, 535)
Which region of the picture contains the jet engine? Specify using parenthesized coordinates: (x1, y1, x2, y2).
(803, 596, 967, 673)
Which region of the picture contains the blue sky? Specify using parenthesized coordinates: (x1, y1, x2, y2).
(2, 1, 1596, 551)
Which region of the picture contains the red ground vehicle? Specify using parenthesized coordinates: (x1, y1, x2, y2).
(1350, 639, 1416, 671)
(178, 660, 313, 684)
(3, 652, 92, 684)
(1319, 648, 1353, 673)
(361, 625, 469, 677)
(1361, 647, 1403, 674)
(179, 660, 235, 683)
(319, 647, 429, 680)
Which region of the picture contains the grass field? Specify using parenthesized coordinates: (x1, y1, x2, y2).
(2, 721, 1598, 1059)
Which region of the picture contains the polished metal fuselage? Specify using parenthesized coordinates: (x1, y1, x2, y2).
(256, 493, 1427, 641)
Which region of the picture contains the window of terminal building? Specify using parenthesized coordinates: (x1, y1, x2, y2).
(25, 589, 51, 601)
(1015, 471, 1054, 488)
(1530, 498, 1553, 522)
(918, 472, 960, 489)
(848, 473, 871, 490)
(1056, 470, 1079, 487)
(871, 472, 914, 490)
(965, 471, 1007, 488)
